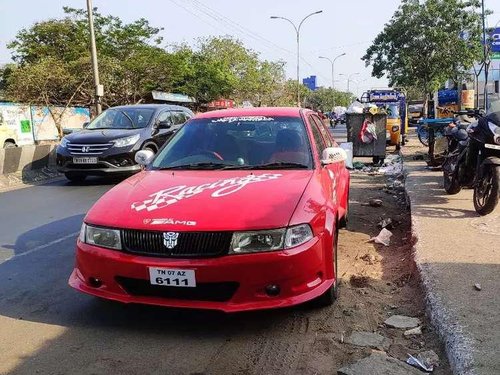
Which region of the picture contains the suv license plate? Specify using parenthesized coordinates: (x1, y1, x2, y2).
(149, 267, 196, 287)
(73, 157, 98, 164)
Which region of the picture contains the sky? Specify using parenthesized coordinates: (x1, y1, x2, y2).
(1, 0, 499, 98)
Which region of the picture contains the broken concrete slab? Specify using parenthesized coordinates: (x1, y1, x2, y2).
(384, 315, 420, 329)
(344, 331, 391, 350)
(337, 352, 423, 375)
(403, 326, 422, 336)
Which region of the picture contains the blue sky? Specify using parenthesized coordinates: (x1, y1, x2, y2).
(1, 0, 499, 97)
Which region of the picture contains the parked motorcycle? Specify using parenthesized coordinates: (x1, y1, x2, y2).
(442, 105, 500, 215)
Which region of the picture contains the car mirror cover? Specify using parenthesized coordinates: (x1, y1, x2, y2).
(321, 147, 347, 165)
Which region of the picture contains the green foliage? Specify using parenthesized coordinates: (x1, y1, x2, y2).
(363, 0, 483, 98)
(304, 88, 354, 111)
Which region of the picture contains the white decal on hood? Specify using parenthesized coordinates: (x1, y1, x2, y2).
(144, 218, 197, 226)
(131, 173, 282, 212)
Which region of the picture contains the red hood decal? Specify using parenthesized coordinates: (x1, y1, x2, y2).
(86, 170, 313, 231)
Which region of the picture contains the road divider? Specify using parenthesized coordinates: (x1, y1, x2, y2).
(0, 144, 57, 175)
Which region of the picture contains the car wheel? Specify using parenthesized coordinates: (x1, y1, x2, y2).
(313, 224, 339, 307)
(65, 172, 87, 182)
(3, 141, 16, 148)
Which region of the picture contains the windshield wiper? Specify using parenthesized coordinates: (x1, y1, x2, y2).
(239, 162, 310, 170)
(157, 162, 233, 170)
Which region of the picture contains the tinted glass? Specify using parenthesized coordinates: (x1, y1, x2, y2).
(152, 116, 312, 169)
(87, 108, 155, 129)
(171, 111, 188, 125)
(157, 110, 172, 124)
(311, 115, 333, 147)
(309, 116, 326, 156)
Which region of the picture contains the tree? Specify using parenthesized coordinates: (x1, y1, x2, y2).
(304, 88, 354, 111)
(363, 0, 483, 110)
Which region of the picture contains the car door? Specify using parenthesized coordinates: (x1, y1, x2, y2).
(311, 114, 348, 218)
(308, 114, 340, 211)
(152, 110, 175, 148)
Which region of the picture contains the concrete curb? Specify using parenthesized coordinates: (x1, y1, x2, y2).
(402, 150, 477, 375)
(0, 144, 57, 175)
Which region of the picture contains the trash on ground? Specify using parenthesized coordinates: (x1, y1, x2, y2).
(407, 353, 434, 372)
(352, 161, 366, 170)
(379, 154, 404, 176)
(378, 218, 393, 229)
(340, 142, 354, 169)
(417, 350, 440, 369)
(363, 198, 383, 207)
(384, 315, 421, 329)
(403, 326, 422, 336)
(474, 283, 482, 291)
(369, 228, 393, 246)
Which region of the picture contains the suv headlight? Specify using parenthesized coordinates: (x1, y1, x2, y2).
(79, 223, 122, 250)
(60, 137, 69, 148)
(113, 134, 140, 148)
(230, 224, 313, 254)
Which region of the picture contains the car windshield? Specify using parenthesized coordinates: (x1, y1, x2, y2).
(86, 108, 155, 130)
(151, 115, 313, 170)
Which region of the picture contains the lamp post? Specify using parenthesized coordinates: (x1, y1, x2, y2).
(270, 10, 323, 106)
(346, 73, 360, 93)
(86, 0, 102, 115)
(319, 52, 345, 90)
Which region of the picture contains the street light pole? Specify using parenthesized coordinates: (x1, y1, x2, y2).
(86, 0, 102, 115)
(271, 10, 322, 107)
(347, 72, 360, 93)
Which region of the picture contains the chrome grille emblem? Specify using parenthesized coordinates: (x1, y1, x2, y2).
(163, 232, 179, 249)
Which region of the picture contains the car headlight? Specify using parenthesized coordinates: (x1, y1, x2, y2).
(79, 223, 122, 250)
(230, 224, 313, 254)
(113, 134, 140, 148)
(60, 137, 69, 148)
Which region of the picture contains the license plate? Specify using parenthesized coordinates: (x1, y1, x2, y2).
(149, 267, 196, 287)
(73, 157, 98, 164)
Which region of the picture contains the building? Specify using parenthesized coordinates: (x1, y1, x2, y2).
(302, 75, 317, 91)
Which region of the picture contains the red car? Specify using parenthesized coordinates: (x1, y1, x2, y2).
(69, 107, 350, 312)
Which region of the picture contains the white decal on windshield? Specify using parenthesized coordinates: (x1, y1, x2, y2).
(211, 116, 275, 123)
(131, 173, 282, 212)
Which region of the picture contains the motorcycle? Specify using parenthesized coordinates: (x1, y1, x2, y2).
(442, 107, 500, 215)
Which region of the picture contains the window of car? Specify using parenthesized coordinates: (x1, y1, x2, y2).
(151, 116, 313, 170)
(311, 115, 334, 148)
(86, 108, 155, 130)
(157, 110, 173, 125)
(308, 115, 327, 157)
(171, 111, 189, 125)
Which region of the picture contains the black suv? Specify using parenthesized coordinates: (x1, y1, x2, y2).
(56, 104, 193, 181)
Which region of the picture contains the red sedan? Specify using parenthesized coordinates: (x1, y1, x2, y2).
(69, 107, 350, 312)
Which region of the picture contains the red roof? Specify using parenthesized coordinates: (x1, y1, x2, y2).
(196, 107, 304, 119)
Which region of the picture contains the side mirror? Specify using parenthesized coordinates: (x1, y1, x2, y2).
(321, 147, 347, 165)
(156, 120, 172, 129)
(135, 149, 155, 166)
(82, 122, 89, 128)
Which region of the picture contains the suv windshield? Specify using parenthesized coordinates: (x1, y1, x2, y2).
(151, 115, 313, 170)
(86, 108, 155, 130)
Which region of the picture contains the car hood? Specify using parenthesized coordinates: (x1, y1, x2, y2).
(86, 170, 313, 231)
(65, 128, 144, 143)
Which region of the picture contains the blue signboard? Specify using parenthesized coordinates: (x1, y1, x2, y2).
(491, 28, 500, 53)
(368, 90, 402, 102)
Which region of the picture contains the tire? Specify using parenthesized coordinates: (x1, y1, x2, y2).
(3, 141, 16, 148)
(313, 224, 339, 307)
(65, 172, 87, 182)
(417, 126, 429, 147)
(473, 165, 499, 216)
(443, 157, 461, 194)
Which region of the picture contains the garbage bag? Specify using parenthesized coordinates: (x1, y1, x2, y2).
(359, 119, 378, 143)
(340, 142, 354, 169)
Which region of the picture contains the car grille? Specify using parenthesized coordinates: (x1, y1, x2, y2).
(121, 230, 233, 258)
(68, 143, 113, 155)
(115, 277, 239, 302)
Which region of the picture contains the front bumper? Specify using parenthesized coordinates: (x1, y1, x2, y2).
(56, 147, 141, 175)
(68, 237, 334, 312)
